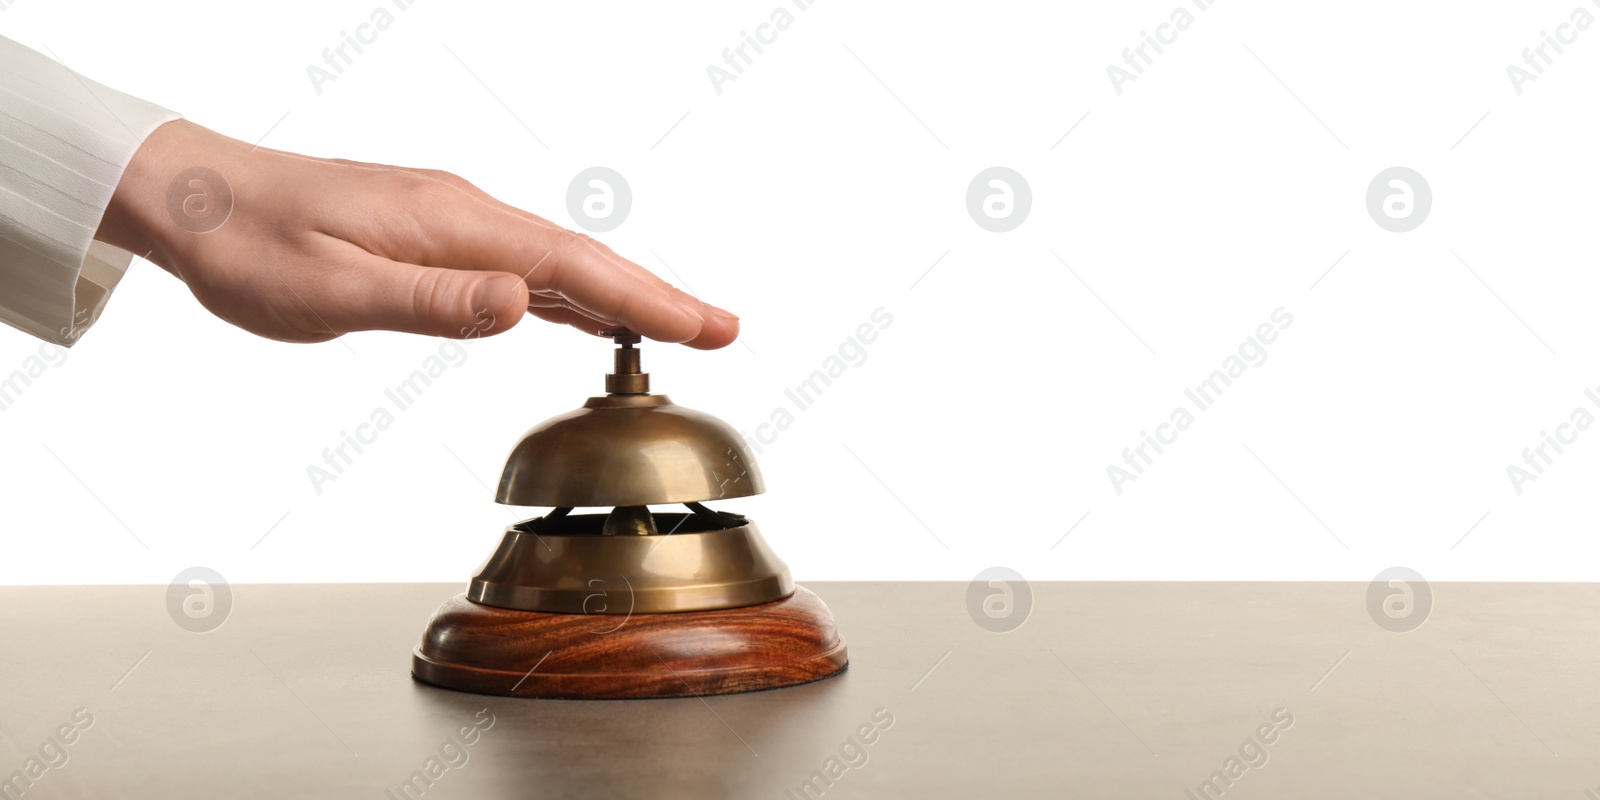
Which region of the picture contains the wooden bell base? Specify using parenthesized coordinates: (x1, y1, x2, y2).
(412, 586, 848, 699)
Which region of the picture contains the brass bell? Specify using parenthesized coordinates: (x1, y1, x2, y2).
(411, 331, 848, 698)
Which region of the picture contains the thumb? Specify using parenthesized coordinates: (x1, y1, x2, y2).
(342, 260, 528, 338)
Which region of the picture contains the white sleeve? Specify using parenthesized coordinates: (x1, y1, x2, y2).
(0, 36, 180, 346)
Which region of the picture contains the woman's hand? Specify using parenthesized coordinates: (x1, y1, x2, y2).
(94, 120, 738, 347)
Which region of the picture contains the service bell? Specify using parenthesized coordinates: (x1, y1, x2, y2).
(411, 331, 847, 698)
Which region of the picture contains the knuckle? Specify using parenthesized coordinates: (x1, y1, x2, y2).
(556, 227, 588, 246)
(553, 228, 597, 257)
(404, 168, 484, 198)
(386, 170, 459, 207)
(408, 268, 450, 323)
(419, 168, 470, 188)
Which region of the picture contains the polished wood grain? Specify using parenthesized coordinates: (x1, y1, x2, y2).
(412, 586, 848, 698)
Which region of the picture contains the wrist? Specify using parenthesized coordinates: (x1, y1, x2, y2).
(96, 120, 240, 260)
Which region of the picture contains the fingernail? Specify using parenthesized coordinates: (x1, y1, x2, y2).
(474, 274, 523, 312)
(676, 302, 705, 325)
(705, 303, 739, 323)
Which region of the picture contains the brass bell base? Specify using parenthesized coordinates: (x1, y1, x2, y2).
(411, 587, 848, 699)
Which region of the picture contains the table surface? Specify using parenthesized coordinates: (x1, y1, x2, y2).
(0, 581, 1596, 798)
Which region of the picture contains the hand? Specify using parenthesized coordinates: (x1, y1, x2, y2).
(94, 120, 738, 347)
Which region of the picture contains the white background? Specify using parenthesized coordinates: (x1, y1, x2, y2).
(1, 0, 1597, 585)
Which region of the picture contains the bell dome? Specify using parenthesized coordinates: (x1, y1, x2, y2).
(495, 393, 764, 507)
(494, 331, 763, 508)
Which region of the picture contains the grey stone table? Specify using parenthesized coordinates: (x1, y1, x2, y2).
(0, 582, 1596, 798)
